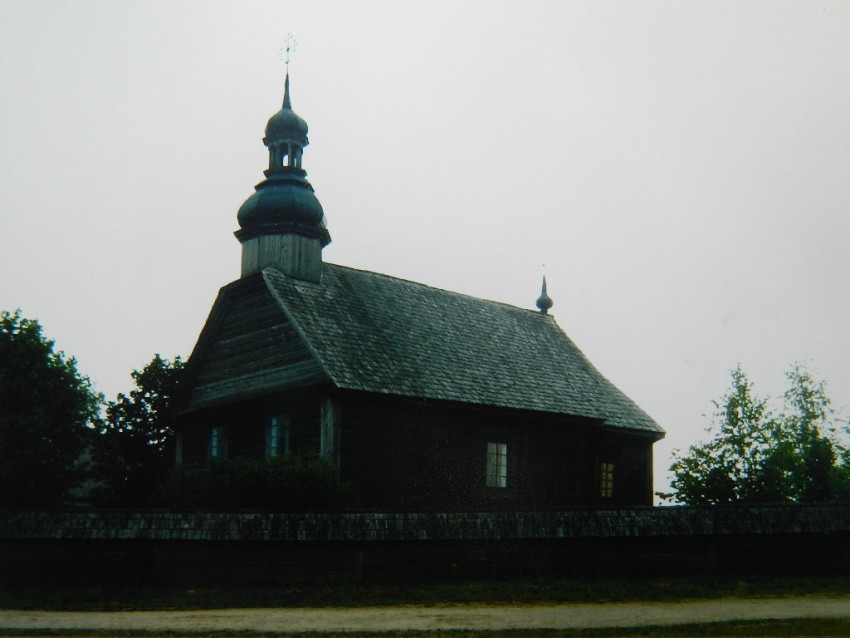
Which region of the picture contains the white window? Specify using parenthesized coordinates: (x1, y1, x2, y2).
(267, 414, 290, 458)
(486, 442, 508, 488)
(210, 425, 226, 459)
(600, 462, 614, 499)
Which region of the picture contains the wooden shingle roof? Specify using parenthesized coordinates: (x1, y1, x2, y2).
(258, 265, 663, 435)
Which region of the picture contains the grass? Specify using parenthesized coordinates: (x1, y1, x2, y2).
(3, 574, 850, 611)
(3, 619, 850, 637)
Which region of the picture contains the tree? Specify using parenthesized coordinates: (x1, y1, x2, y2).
(0, 309, 101, 507)
(91, 354, 184, 507)
(666, 364, 849, 505)
(768, 365, 849, 502)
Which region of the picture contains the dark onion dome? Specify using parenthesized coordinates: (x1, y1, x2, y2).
(536, 277, 554, 314)
(265, 106, 308, 144)
(264, 74, 308, 144)
(236, 171, 330, 245)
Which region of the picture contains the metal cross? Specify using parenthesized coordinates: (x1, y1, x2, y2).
(280, 34, 298, 69)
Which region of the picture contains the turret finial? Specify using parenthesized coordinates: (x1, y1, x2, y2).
(280, 33, 298, 69)
(536, 276, 553, 314)
(280, 34, 298, 109)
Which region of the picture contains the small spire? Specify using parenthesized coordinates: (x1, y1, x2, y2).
(536, 277, 553, 314)
(280, 34, 298, 110)
(283, 72, 292, 109)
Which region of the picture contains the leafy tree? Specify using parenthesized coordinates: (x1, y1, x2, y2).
(666, 364, 849, 505)
(0, 309, 101, 507)
(768, 365, 849, 502)
(91, 354, 184, 507)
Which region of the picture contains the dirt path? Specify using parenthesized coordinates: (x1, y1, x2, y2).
(2, 596, 850, 633)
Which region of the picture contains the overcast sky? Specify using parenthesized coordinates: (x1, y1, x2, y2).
(2, 0, 849, 495)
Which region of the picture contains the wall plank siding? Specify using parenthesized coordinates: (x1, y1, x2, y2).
(188, 286, 325, 410)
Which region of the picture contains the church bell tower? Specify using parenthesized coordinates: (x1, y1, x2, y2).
(235, 72, 330, 282)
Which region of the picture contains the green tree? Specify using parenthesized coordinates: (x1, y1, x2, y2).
(0, 309, 101, 507)
(91, 354, 184, 507)
(666, 364, 848, 505)
(768, 365, 848, 502)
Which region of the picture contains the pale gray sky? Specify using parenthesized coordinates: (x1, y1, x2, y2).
(2, 0, 849, 495)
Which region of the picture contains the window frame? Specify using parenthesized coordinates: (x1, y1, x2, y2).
(600, 461, 615, 499)
(486, 441, 508, 488)
(267, 413, 290, 458)
(209, 425, 226, 459)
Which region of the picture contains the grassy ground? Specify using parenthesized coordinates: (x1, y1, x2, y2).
(3, 574, 850, 611)
(3, 619, 850, 637)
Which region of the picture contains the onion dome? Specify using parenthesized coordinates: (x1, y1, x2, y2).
(236, 172, 327, 239)
(536, 277, 554, 314)
(264, 75, 309, 144)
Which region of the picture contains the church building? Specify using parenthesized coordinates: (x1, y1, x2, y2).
(173, 73, 664, 510)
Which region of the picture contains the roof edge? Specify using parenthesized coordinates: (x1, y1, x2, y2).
(261, 268, 340, 387)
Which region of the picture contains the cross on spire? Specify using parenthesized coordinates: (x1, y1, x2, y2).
(280, 34, 298, 70)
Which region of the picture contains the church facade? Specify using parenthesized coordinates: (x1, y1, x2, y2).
(173, 73, 664, 510)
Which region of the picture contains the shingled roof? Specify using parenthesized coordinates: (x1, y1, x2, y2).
(249, 264, 663, 435)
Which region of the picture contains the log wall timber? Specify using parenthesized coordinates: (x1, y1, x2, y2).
(337, 394, 656, 509)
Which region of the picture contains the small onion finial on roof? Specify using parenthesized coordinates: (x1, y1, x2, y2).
(536, 276, 554, 314)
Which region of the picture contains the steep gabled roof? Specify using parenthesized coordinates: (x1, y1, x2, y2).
(180, 274, 328, 412)
(258, 264, 663, 435)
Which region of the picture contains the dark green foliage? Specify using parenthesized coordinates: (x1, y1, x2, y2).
(0, 309, 101, 507)
(91, 355, 184, 507)
(667, 364, 850, 505)
(157, 455, 351, 511)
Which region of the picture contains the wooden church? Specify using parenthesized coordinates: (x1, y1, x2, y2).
(173, 73, 664, 510)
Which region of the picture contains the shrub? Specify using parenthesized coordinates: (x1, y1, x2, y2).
(157, 455, 352, 511)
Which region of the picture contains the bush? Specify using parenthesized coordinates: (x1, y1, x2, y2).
(156, 455, 352, 511)
(90, 355, 184, 508)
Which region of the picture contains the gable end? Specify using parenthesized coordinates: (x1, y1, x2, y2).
(183, 276, 327, 411)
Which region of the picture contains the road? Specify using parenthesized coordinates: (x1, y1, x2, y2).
(2, 596, 850, 633)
